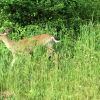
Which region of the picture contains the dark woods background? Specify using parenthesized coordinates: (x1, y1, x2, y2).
(0, 0, 100, 38)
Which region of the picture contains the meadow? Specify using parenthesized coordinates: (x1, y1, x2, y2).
(0, 22, 100, 100)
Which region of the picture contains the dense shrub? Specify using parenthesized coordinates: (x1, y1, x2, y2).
(0, 0, 99, 26)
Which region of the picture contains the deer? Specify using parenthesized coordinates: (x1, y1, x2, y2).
(0, 29, 59, 66)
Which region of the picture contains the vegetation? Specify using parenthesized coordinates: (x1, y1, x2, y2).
(0, 0, 100, 99)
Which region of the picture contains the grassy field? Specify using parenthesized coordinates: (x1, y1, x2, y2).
(0, 23, 100, 100)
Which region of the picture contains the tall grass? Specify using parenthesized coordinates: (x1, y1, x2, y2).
(0, 23, 100, 100)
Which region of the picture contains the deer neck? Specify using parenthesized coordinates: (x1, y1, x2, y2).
(2, 36, 15, 50)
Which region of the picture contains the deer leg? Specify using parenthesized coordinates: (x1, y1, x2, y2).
(11, 53, 16, 67)
(47, 46, 54, 59)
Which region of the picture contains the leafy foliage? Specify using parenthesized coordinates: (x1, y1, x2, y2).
(0, 0, 99, 27)
(0, 0, 100, 99)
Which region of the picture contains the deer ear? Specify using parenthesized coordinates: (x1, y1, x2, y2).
(3, 32, 9, 35)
